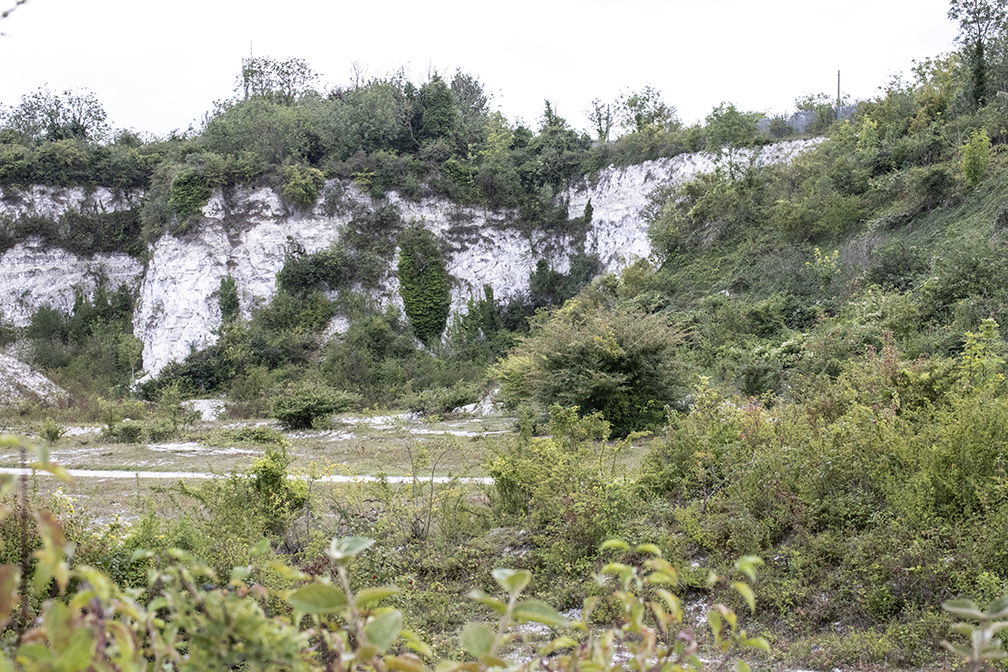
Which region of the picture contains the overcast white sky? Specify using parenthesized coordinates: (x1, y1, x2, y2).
(0, 0, 959, 137)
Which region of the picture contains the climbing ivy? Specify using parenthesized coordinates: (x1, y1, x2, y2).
(397, 224, 451, 345)
(219, 275, 240, 324)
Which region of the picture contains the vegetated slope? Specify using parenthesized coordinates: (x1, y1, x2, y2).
(489, 53, 1008, 669)
(5, 37, 1008, 672)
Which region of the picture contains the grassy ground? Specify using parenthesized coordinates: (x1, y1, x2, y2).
(1, 409, 652, 478)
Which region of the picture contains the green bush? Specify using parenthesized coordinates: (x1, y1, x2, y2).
(397, 225, 451, 345)
(487, 406, 636, 575)
(961, 128, 991, 186)
(218, 275, 240, 323)
(167, 166, 212, 218)
(25, 284, 142, 397)
(101, 419, 145, 443)
(281, 163, 325, 209)
(272, 381, 361, 429)
(494, 299, 688, 436)
(402, 380, 481, 416)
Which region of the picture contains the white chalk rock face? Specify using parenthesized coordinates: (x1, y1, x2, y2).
(0, 140, 823, 377)
(0, 241, 143, 326)
(568, 138, 823, 273)
(133, 226, 233, 375)
(0, 185, 141, 221)
(0, 353, 68, 406)
(390, 193, 569, 311)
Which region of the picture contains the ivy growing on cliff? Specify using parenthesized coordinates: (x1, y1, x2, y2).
(218, 275, 239, 324)
(397, 224, 451, 345)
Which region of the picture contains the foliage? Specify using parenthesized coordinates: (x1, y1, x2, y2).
(281, 163, 326, 209)
(961, 127, 992, 185)
(239, 55, 320, 103)
(167, 165, 212, 219)
(218, 275, 240, 324)
(402, 380, 482, 416)
(0, 440, 770, 671)
(704, 103, 761, 177)
(272, 380, 361, 430)
(397, 225, 451, 345)
(948, 0, 1007, 106)
(942, 595, 1008, 669)
(495, 298, 688, 436)
(25, 284, 142, 396)
(2, 87, 109, 143)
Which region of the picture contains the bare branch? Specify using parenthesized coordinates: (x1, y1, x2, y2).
(0, 0, 29, 20)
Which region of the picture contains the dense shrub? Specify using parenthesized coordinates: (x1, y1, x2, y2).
(26, 284, 141, 396)
(961, 128, 991, 185)
(648, 167, 768, 255)
(167, 166, 212, 218)
(272, 380, 360, 429)
(402, 380, 481, 415)
(487, 406, 636, 574)
(281, 163, 325, 209)
(397, 225, 451, 345)
(495, 299, 688, 436)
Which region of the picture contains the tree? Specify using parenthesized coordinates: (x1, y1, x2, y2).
(948, 0, 1008, 107)
(450, 70, 490, 149)
(704, 102, 760, 178)
(414, 76, 458, 143)
(588, 98, 614, 142)
(239, 56, 319, 104)
(620, 85, 679, 134)
(5, 88, 109, 142)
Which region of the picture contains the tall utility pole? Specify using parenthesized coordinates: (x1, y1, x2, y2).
(837, 70, 841, 106)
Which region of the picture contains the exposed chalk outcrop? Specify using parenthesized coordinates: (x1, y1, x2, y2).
(0, 241, 143, 326)
(0, 139, 822, 377)
(0, 353, 68, 406)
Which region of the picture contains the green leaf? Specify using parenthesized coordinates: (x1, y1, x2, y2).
(733, 555, 764, 582)
(288, 582, 347, 615)
(30, 461, 71, 485)
(58, 628, 95, 672)
(733, 581, 756, 613)
(599, 539, 630, 553)
(491, 568, 531, 596)
(513, 599, 570, 627)
(735, 661, 751, 672)
(541, 636, 579, 654)
(357, 586, 399, 607)
(327, 536, 375, 564)
(468, 590, 507, 615)
(988, 596, 1008, 619)
(707, 609, 722, 641)
(401, 629, 433, 658)
(943, 599, 987, 620)
(743, 636, 771, 653)
(460, 623, 495, 659)
(600, 562, 629, 575)
(229, 566, 252, 584)
(385, 654, 427, 672)
(365, 610, 403, 653)
(635, 543, 662, 556)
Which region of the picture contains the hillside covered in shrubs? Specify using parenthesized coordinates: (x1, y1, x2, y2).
(4, 0, 1008, 669)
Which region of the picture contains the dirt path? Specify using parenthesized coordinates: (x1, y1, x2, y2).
(0, 466, 493, 485)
